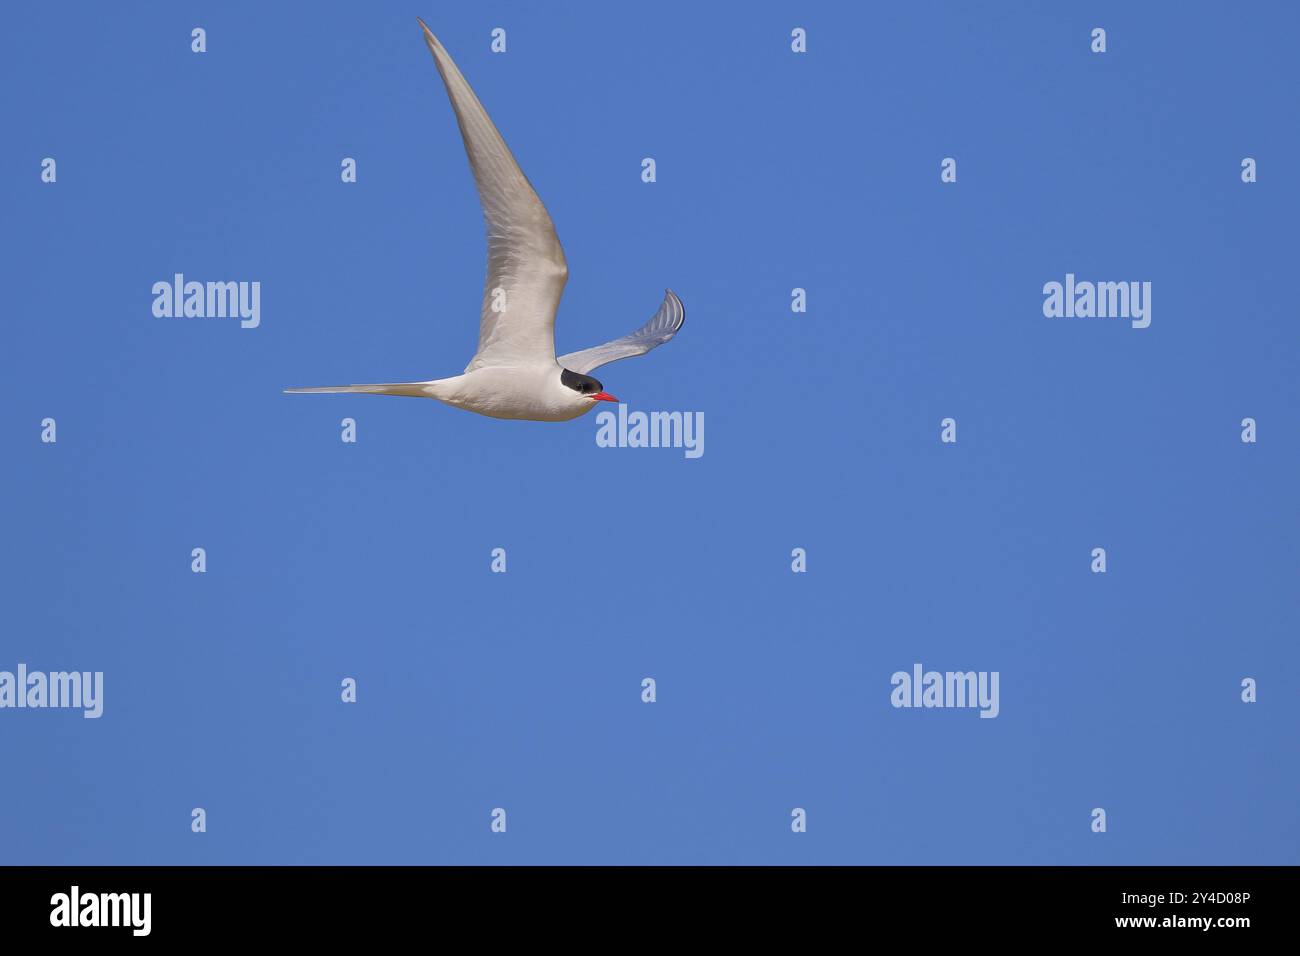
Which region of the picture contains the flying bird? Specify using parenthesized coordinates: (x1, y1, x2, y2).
(285, 18, 685, 421)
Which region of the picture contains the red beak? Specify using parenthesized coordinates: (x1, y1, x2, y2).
(590, 392, 619, 403)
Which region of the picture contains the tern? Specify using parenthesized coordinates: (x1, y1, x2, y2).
(285, 18, 685, 422)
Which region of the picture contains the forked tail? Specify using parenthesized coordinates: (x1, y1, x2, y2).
(283, 382, 432, 397)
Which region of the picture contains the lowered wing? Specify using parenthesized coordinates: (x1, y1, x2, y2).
(556, 289, 686, 374)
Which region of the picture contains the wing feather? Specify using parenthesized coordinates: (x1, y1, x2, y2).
(419, 20, 567, 371)
(556, 290, 685, 374)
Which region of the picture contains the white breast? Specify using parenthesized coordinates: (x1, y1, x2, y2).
(427, 365, 593, 422)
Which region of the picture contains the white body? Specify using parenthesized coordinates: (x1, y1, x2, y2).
(426, 365, 597, 422)
(284, 20, 685, 421)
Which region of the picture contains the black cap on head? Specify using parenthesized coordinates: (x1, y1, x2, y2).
(561, 368, 604, 395)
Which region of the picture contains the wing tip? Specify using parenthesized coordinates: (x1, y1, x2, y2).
(664, 288, 685, 330)
(416, 17, 440, 48)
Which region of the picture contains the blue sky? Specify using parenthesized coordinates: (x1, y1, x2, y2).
(2, 0, 1297, 864)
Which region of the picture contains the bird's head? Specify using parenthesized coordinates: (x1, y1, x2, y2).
(561, 368, 618, 406)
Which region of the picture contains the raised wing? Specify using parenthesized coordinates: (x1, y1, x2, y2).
(419, 19, 567, 371)
(556, 289, 685, 374)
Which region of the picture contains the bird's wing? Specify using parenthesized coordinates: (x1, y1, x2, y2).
(418, 19, 567, 372)
(556, 289, 685, 374)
